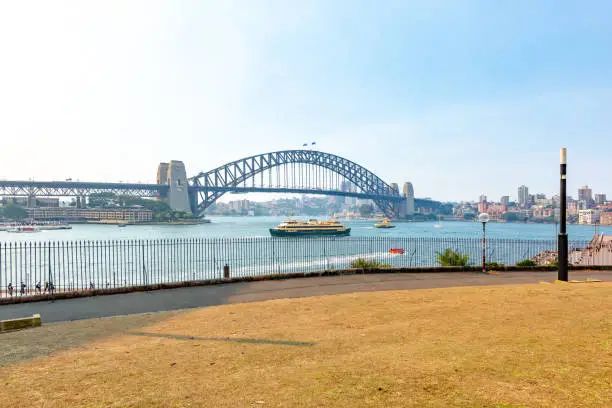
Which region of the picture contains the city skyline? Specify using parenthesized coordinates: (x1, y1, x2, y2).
(1, 1, 612, 202)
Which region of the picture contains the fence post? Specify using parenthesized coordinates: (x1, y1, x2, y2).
(48, 243, 54, 301)
(141, 241, 147, 286)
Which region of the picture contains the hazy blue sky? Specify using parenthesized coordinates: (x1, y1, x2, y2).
(1, 1, 611, 202)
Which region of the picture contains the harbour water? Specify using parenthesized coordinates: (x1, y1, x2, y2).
(0, 216, 605, 242)
(1, 217, 602, 297)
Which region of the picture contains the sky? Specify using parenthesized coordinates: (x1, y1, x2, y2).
(1, 0, 611, 203)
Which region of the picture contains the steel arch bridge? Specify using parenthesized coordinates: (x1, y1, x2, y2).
(189, 150, 403, 217)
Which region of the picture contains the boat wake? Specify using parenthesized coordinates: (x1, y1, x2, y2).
(232, 251, 395, 277)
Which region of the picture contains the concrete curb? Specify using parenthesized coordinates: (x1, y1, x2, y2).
(0, 265, 607, 306)
(0, 314, 41, 333)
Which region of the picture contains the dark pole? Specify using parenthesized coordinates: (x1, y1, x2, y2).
(558, 148, 568, 281)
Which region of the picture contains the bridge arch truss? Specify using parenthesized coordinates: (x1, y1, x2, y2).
(189, 150, 403, 217)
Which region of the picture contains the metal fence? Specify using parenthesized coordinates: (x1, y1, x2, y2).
(0, 236, 589, 298)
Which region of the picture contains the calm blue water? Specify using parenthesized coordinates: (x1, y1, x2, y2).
(0, 216, 603, 242)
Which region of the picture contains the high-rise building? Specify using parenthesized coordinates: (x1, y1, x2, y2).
(578, 185, 593, 202)
(479, 194, 487, 203)
(595, 194, 607, 205)
(518, 185, 529, 208)
(500, 196, 509, 206)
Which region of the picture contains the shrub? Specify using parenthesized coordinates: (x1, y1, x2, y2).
(486, 262, 504, 268)
(516, 259, 537, 267)
(349, 258, 391, 269)
(435, 248, 470, 266)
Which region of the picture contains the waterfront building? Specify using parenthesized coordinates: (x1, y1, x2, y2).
(578, 209, 600, 225)
(486, 204, 506, 221)
(518, 185, 529, 208)
(534, 198, 552, 207)
(595, 194, 607, 205)
(477, 201, 487, 213)
(532, 206, 554, 219)
(500, 196, 509, 206)
(599, 212, 612, 226)
(26, 207, 153, 222)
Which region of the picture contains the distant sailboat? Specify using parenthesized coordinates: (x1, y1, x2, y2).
(434, 215, 442, 229)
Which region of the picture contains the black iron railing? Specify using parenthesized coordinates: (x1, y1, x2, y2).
(0, 237, 589, 298)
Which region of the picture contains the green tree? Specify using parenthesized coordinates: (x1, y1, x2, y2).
(438, 203, 453, 215)
(502, 212, 520, 222)
(88, 192, 117, 207)
(359, 204, 373, 218)
(463, 212, 476, 220)
(435, 248, 470, 266)
(2, 202, 28, 220)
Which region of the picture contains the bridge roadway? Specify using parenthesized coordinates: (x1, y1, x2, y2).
(0, 181, 403, 202)
(0, 270, 609, 323)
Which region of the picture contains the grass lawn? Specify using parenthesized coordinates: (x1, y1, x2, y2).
(1, 283, 611, 407)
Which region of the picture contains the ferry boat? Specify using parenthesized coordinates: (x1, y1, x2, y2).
(270, 219, 351, 237)
(6, 225, 40, 233)
(374, 218, 396, 229)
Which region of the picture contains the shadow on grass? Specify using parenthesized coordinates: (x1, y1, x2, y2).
(128, 331, 315, 347)
(0, 311, 187, 367)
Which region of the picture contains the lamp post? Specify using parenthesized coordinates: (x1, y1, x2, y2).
(558, 148, 568, 281)
(478, 212, 490, 273)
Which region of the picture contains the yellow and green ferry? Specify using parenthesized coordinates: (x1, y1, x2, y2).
(269, 219, 351, 237)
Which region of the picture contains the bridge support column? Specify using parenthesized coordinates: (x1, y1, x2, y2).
(160, 160, 191, 214)
(403, 182, 415, 216)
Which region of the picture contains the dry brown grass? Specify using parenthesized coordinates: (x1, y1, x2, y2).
(1, 283, 611, 408)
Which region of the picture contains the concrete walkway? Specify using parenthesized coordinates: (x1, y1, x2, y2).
(0, 270, 609, 323)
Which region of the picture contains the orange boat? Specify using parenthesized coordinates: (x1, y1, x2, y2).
(389, 248, 405, 255)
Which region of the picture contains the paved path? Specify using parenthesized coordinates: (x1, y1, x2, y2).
(0, 270, 609, 323)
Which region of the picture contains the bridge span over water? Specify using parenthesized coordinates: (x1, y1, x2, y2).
(0, 150, 417, 218)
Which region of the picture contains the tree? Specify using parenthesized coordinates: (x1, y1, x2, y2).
(438, 203, 453, 215)
(435, 248, 470, 266)
(463, 212, 476, 220)
(359, 204, 373, 218)
(2, 202, 28, 220)
(502, 212, 520, 222)
(88, 192, 117, 208)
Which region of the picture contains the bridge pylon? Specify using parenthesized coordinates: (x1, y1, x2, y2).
(157, 161, 191, 214)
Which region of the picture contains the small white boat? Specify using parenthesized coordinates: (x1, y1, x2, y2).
(433, 215, 443, 229)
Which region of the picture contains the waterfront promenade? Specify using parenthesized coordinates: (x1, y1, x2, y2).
(1, 270, 609, 323)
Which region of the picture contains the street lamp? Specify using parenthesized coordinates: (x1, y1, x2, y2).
(478, 212, 490, 273)
(558, 148, 568, 281)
